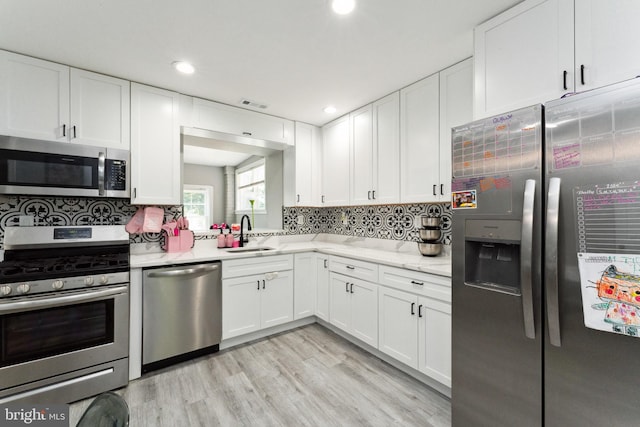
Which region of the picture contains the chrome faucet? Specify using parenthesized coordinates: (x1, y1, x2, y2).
(240, 214, 252, 247)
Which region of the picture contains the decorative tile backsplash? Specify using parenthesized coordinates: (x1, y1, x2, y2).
(283, 203, 452, 244)
(0, 196, 181, 249)
(0, 195, 451, 249)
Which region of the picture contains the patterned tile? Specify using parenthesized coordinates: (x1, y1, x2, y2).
(0, 195, 452, 249)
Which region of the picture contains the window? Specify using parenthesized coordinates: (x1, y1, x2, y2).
(183, 185, 213, 231)
(236, 159, 266, 213)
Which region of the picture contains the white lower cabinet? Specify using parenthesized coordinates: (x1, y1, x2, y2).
(329, 273, 378, 347)
(222, 255, 294, 340)
(378, 265, 451, 388)
(293, 252, 317, 320)
(222, 271, 293, 339)
(316, 254, 330, 321)
(418, 296, 451, 387)
(378, 287, 419, 367)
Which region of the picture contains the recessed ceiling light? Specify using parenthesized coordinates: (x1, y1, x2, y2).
(324, 106, 337, 114)
(173, 61, 195, 74)
(332, 0, 356, 15)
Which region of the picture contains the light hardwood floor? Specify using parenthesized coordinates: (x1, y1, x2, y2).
(70, 324, 451, 426)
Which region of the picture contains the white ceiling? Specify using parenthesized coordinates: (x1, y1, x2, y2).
(0, 0, 522, 127)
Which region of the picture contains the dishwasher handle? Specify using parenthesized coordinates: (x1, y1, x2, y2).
(146, 264, 220, 279)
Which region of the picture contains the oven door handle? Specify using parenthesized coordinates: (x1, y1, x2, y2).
(0, 285, 128, 315)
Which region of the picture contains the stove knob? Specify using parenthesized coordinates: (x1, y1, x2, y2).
(0, 285, 11, 296)
(17, 283, 30, 294)
(84, 277, 95, 286)
(52, 280, 64, 290)
(100, 275, 109, 285)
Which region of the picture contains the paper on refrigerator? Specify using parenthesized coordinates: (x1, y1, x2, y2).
(577, 253, 640, 337)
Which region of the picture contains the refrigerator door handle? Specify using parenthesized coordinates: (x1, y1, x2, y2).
(546, 177, 562, 347)
(521, 179, 536, 339)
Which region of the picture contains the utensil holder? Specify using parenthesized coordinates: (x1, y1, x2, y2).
(161, 230, 195, 253)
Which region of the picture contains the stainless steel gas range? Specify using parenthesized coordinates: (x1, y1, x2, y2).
(0, 225, 130, 404)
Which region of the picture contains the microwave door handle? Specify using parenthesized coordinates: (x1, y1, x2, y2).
(98, 151, 105, 196)
(546, 177, 562, 347)
(521, 179, 536, 339)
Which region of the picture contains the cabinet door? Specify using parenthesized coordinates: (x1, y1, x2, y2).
(294, 253, 317, 320)
(400, 74, 440, 203)
(372, 92, 400, 204)
(222, 275, 262, 339)
(321, 115, 350, 206)
(0, 50, 69, 141)
(70, 68, 130, 149)
(329, 273, 351, 331)
(261, 271, 294, 329)
(293, 122, 321, 205)
(574, 0, 640, 92)
(439, 59, 472, 201)
(378, 287, 418, 368)
(130, 83, 181, 205)
(473, 0, 574, 119)
(316, 255, 330, 321)
(350, 278, 378, 347)
(350, 104, 374, 205)
(418, 296, 452, 387)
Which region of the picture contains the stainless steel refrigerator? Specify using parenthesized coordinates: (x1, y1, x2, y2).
(451, 78, 640, 426)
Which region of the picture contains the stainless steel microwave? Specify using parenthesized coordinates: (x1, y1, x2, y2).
(0, 135, 129, 198)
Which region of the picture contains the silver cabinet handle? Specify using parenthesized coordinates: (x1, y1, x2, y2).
(546, 177, 562, 347)
(521, 179, 536, 340)
(146, 264, 219, 278)
(0, 285, 127, 315)
(98, 152, 106, 196)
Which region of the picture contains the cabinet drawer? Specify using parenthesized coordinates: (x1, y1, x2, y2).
(378, 265, 450, 302)
(222, 254, 293, 279)
(329, 255, 378, 283)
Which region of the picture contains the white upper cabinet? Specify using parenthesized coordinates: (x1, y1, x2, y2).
(475, 0, 640, 119)
(321, 115, 350, 206)
(130, 83, 181, 205)
(350, 93, 401, 205)
(284, 122, 321, 206)
(0, 50, 70, 142)
(474, 0, 573, 119)
(350, 104, 374, 205)
(372, 92, 400, 205)
(0, 50, 130, 148)
(192, 98, 294, 145)
(574, 0, 640, 92)
(439, 59, 473, 200)
(69, 68, 130, 149)
(400, 73, 440, 203)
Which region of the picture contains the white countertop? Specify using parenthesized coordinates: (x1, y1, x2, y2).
(130, 234, 451, 277)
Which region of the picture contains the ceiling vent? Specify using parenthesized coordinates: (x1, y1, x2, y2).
(239, 98, 268, 109)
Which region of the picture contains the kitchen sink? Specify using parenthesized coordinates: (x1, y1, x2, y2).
(224, 247, 275, 253)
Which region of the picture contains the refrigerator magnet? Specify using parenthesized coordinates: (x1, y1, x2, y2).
(452, 190, 477, 209)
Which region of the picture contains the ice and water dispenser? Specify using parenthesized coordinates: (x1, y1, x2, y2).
(464, 219, 522, 296)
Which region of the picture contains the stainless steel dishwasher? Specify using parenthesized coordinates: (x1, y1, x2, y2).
(142, 262, 221, 372)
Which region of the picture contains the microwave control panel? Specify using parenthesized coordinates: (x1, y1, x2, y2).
(106, 159, 127, 190)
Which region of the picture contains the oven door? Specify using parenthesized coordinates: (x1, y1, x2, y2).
(0, 285, 129, 396)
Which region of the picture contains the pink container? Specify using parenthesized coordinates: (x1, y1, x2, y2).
(225, 233, 234, 248)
